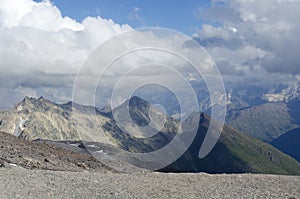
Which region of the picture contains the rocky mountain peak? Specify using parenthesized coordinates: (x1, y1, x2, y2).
(22, 96, 35, 103)
(129, 96, 151, 110)
(21, 96, 50, 105)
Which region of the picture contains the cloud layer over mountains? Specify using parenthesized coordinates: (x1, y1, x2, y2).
(196, 0, 300, 80)
(0, 0, 132, 107)
(0, 0, 300, 108)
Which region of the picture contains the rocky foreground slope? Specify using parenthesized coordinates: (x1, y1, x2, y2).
(0, 131, 113, 172)
(1, 131, 300, 198)
(1, 166, 300, 199)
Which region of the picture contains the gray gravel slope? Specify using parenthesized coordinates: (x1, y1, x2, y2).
(1, 166, 299, 199)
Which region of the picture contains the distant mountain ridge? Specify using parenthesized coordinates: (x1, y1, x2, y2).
(1, 96, 300, 175)
(226, 102, 298, 142)
(137, 82, 300, 143)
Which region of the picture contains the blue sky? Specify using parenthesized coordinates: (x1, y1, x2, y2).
(34, 0, 211, 35)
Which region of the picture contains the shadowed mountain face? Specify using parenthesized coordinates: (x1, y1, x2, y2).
(1, 96, 300, 175)
(271, 128, 300, 163)
(128, 96, 152, 126)
(162, 115, 300, 174)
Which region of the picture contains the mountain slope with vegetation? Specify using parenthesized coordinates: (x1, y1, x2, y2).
(163, 114, 300, 175)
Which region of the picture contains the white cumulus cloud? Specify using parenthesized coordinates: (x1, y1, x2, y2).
(0, 0, 132, 108)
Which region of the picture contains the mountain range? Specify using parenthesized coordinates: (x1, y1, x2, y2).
(0, 96, 300, 175)
(137, 82, 300, 142)
(226, 102, 298, 142)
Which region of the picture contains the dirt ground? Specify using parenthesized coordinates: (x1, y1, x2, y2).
(1, 131, 300, 199)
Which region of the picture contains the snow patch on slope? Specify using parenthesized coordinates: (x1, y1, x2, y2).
(13, 117, 27, 137)
(263, 84, 300, 102)
(17, 105, 22, 112)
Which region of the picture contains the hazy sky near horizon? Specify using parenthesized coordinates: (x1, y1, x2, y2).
(0, 0, 300, 108)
